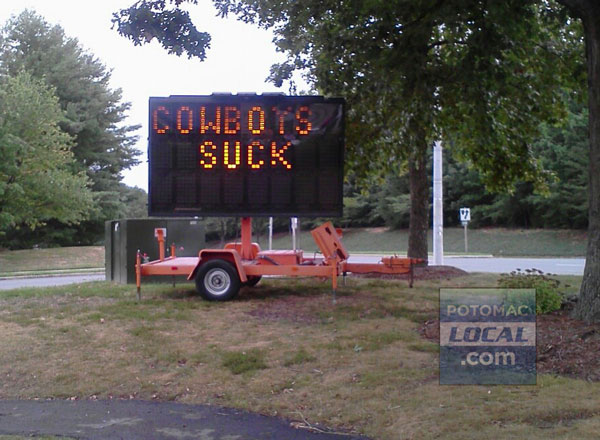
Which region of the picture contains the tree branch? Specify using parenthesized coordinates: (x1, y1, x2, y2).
(556, 0, 595, 19)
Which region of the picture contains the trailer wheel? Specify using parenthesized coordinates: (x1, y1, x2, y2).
(195, 260, 241, 301)
(245, 276, 262, 287)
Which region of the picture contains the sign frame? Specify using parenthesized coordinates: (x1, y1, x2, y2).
(459, 207, 471, 223)
(148, 94, 345, 218)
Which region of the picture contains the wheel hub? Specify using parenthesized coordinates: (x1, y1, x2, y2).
(204, 268, 231, 296)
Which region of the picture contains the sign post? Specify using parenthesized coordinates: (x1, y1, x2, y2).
(459, 208, 471, 253)
(433, 141, 444, 265)
(291, 217, 298, 251)
(268, 217, 273, 250)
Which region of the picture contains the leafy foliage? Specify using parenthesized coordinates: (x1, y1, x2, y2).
(498, 269, 563, 314)
(119, 185, 149, 219)
(113, 0, 581, 258)
(0, 184, 148, 249)
(112, 0, 210, 59)
(0, 72, 93, 234)
(0, 11, 141, 246)
(113, 0, 600, 321)
(340, 103, 589, 231)
(211, 0, 579, 259)
(214, 0, 574, 187)
(445, 100, 588, 229)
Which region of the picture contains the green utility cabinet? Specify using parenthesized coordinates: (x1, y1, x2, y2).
(105, 218, 205, 284)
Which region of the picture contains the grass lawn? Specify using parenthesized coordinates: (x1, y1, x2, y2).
(0, 246, 104, 275)
(0, 227, 586, 276)
(0, 274, 597, 439)
(261, 227, 587, 257)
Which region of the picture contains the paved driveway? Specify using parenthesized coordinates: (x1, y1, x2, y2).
(0, 399, 368, 440)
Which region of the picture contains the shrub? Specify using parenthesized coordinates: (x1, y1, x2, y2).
(498, 268, 563, 315)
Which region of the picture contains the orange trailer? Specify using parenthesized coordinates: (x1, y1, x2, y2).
(136, 217, 423, 301)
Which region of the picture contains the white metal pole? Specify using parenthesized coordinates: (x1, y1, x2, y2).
(433, 141, 444, 266)
(291, 217, 298, 251)
(268, 217, 273, 250)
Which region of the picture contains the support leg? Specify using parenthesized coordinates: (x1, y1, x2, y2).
(240, 217, 253, 259)
(157, 229, 165, 261)
(331, 265, 338, 304)
(135, 250, 142, 301)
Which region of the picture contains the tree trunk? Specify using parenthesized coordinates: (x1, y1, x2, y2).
(572, 2, 600, 322)
(408, 145, 429, 261)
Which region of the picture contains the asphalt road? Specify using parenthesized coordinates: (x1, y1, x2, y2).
(443, 256, 586, 275)
(348, 255, 586, 275)
(0, 273, 104, 290)
(0, 399, 367, 440)
(0, 256, 586, 291)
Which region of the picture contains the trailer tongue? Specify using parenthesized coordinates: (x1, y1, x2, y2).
(136, 218, 424, 301)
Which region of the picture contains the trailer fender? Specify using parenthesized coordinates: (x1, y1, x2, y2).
(187, 249, 247, 283)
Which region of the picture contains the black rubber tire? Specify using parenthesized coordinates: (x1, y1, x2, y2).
(195, 260, 241, 301)
(244, 276, 262, 287)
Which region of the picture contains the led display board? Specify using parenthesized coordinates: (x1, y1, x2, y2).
(148, 94, 345, 217)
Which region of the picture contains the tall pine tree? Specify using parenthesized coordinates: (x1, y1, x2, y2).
(0, 10, 141, 245)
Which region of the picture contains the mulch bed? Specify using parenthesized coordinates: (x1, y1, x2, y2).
(247, 265, 599, 382)
(420, 303, 600, 382)
(351, 265, 468, 281)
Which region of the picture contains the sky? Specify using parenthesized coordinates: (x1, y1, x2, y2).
(0, 0, 299, 191)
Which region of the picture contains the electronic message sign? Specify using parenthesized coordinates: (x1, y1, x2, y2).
(148, 94, 345, 217)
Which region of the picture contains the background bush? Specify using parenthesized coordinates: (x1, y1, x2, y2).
(498, 269, 563, 315)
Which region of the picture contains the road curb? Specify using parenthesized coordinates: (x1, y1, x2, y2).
(0, 269, 104, 280)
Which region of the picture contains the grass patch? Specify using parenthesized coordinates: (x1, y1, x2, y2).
(0, 274, 598, 440)
(0, 281, 132, 300)
(95, 300, 193, 322)
(317, 301, 437, 324)
(128, 325, 156, 339)
(283, 347, 316, 366)
(222, 349, 268, 374)
(260, 227, 587, 257)
(408, 341, 440, 353)
(362, 330, 418, 350)
(0, 246, 103, 273)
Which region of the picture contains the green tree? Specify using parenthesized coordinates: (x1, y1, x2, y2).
(441, 100, 589, 230)
(112, 0, 210, 60)
(0, 10, 141, 244)
(530, 101, 589, 228)
(0, 71, 93, 234)
(114, 0, 600, 321)
(550, 0, 600, 322)
(118, 185, 148, 219)
(114, 1, 569, 261)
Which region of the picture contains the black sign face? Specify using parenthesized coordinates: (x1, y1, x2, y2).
(148, 94, 345, 217)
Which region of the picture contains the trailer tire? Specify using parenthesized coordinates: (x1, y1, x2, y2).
(244, 276, 262, 287)
(195, 260, 241, 301)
